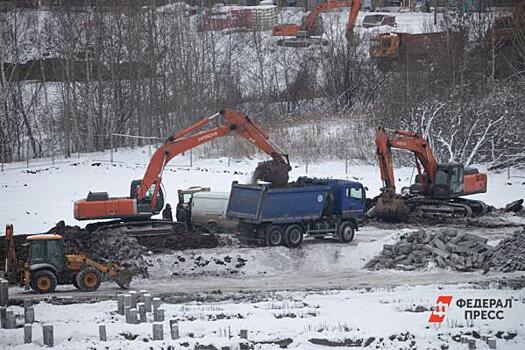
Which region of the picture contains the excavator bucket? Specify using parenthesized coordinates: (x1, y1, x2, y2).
(252, 160, 290, 186)
(114, 269, 133, 290)
(373, 195, 412, 222)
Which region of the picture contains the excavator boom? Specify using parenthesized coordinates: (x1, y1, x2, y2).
(74, 109, 290, 222)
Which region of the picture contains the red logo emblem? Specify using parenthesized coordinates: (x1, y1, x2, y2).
(428, 296, 453, 323)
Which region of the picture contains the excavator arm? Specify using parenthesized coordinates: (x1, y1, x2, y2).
(375, 127, 438, 196)
(133, 109, 290, 211)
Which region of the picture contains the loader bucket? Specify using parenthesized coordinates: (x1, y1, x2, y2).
(374, 195, 411, 222)
(114, 269, 133, 290)
(252, 160, 290, 186)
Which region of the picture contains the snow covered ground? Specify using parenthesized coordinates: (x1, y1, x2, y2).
(2, 284, 524, 349)
(0, 146, 523, 233)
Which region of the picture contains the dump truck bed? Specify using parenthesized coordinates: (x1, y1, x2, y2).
(227, 183, 330, 224)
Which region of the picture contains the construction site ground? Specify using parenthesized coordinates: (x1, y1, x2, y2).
(2, 150, 525, 349)
(7, 219, 525, 304)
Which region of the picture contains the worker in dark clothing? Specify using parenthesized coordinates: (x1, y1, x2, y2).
(176, 202, 187, 223)
(162, 203, 173, 221)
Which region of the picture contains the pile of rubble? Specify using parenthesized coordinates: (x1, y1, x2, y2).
(487, 229, 525, 272)
(365, 230, 493, 271)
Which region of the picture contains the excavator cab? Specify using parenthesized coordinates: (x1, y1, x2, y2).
(130, 179, 165, 216)
(433, 164, 465, 199)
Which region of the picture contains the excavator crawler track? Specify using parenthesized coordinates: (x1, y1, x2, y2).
(406, 197, 487, 218)
(86, 219, 187, 238)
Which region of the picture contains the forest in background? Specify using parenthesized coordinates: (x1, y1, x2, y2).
(0, 1, 524, 168)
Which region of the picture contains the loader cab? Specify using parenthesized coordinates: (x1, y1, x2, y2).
(27, 235, 66, 272)
(433, 163, 465, 199)
(130, 179, 164, 215)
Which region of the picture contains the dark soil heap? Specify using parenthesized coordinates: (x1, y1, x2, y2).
(487, 229, 525, 272)
(1, 221, 220, 279)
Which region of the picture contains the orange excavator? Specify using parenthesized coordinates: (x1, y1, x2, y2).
(74, 109, 291, 235)
(373, 127, 488, 221)
(272, 0, 360, 47)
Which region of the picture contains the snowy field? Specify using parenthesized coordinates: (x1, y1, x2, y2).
(2, 285, 525, 349)
(0, 146, 524, 233)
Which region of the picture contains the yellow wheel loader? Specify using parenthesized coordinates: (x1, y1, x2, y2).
(5, 224, 133, 293)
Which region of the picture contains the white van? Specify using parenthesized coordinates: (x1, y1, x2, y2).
(191, 192, 238, 233)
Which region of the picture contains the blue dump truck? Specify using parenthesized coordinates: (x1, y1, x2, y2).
(226, 177, 366, 248)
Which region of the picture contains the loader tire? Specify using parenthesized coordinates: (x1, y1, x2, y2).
(77, 267, 102, 292)
(31, 270, 57, 293)
(284, 224, 304, 248)
(265, 225, 284, 246)
(338, 222, 355, 243)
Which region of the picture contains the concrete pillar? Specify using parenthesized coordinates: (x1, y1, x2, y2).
(117, 294, 125, 315)
(170, 321, 179, 340)
(6, 311, 15, 329)
(0, 279, 8, 306)
(138, 303, 146, 323)
(43, 324, 54, 347)
(144, 294, 152, 312)
(154, 308, 164, 322)
(152, 322, 163, 340)
(24, 324, 32, 344)
(23, 299, 31, 311)
(468, 338, 476, 349)
(152, 297, 161, 313)
(24, 307, 34, 324)
(123, 294, 132, 309)
(240, 329, 248, 340)
(124, 306, 132, 324)
(0, 306, 6, 328)
(487, 337, 497, 349)
(139, 290, 148, 302)
(129, 308, 138, 324)
(99, 324, 107, 341)
(129, 291, 138, 309)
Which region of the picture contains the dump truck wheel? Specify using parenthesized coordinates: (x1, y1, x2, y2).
(77, 268, 102, 292)
(31, 270, 57, 293)
(265, 225, 284, 246)
(207, 222, 219, 234)
(338, 222, 355, 243)
(284, 225, 304, 248)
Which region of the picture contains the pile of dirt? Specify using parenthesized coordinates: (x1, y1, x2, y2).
(48, 222, 150, 276)
(487, 229, 525, 272)
(365, 230, 493, 271)
(1, 221, 222, 279)
(252, 159, 290, 185)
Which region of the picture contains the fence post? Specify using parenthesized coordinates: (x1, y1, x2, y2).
(110, 133, 114, 164)
(190, 149, 193, 167)
(26, 138, 29, 169)
(507, 165, 510, 179)
(345, 159, 348, 174)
